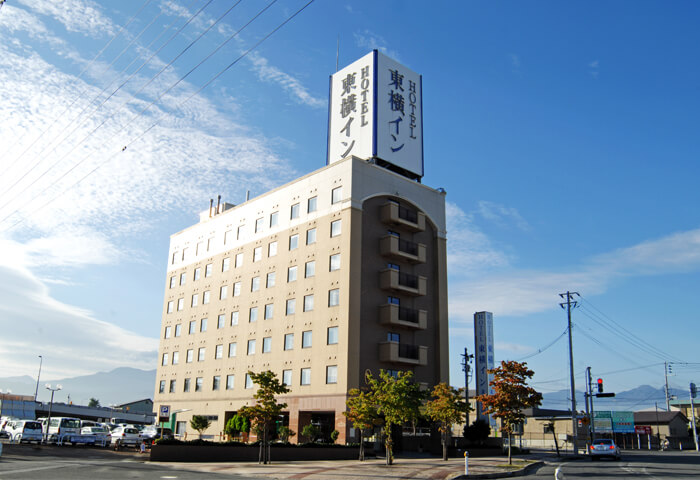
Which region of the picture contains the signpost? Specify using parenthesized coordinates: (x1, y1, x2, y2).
(159, 405, 170, 442)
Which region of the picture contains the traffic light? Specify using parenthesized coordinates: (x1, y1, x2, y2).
(691, 382, 697, 399)
(597, 378, 604, 393)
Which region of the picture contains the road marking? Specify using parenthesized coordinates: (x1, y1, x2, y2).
(160, 477, 178, 479)
(554, 465, 564, 479)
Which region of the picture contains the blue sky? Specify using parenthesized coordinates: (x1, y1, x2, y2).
(1, 0, 699, 407)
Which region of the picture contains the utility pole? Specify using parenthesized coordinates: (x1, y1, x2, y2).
(690, 383, 698, 452)
(664, 362, 671, 411)
(461, 348, 474, 426)
(560, 291, 580, 455)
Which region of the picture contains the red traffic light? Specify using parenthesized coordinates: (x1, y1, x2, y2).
(597, 378, 604, 393)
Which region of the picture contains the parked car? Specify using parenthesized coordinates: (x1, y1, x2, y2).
(81, 425, 112, 447)
(141, 426, 174, 443)
(0, 417, 16, 439)
(41, 417, 84, 444)
(590, 438, 621, 460)
(110, 425, 141, 448)
(6, 420, 43, 444)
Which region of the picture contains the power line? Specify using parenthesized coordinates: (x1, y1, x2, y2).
(0, 0, 317, 233)
(512, 328, 568, 361)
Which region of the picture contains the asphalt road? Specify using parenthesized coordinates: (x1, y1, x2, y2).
(532, 450, 700, 479)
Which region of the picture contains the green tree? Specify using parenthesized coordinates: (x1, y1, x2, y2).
(366, 370, 424, 466)
(344, 387, 379, 460)
(190, 415, 212, 439)
(330, 429, 340, 444)
(224, 413, 250, 441)
(426, 382, 469, 460)
(476, 360, 542, 464)
(88, 398, 100, 408)
(301, 423, 321, 443)
(238, 371, 290, 464)
(278, 425, 295, 443)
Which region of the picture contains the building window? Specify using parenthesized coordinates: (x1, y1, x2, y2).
(183, 378, 191, 392)
(388, 262, 400, 271)
(251, 276, 260, 292)
(387, 332, 400, 343)
(231, 311, 239, 325)
(270, 211, 279, 227)
(300, 368, 311, 386)
(388, 296, 400, 305)
(282, 369, 292, 386)
(194, 267, 201, 281)
(217, 314, 225, 329)
(228, 342, 237, 357)
(171, 251, 178, 265)
(289, 234, 299, 250)
(226, 375, 235, 390)
(287, 265, 298, 282)
(253, 246, 262, 262)
(200, 318, 207, 332)
(215, 344, 223, 359)
(195, 377, 203, 392)
(303, 294, 314, 312)
(302, 330, 312, 348)
(235, 252, 244, 268)
(331, 186, 342, 204)
(181, 249, 188, 262)
(189, 320, 196, 334)
(167, 301, 174, 313)
(177, 298, 185, 311)
(286, 298, 296, 315)
(237, 225, 244, 240)
(249, 306, 258, 323)
(264, 303, 274, 320)
(196, 241, 203, 256)
(284, 333, 294, 351)
(306, 228, 316, 245)
(220, 285, 228, 300)
(198, 347, 206, 361)
(255, 217, 264, 233)
(233, 282, 241, 297)
(172, 351, 179, 365)
(291, 203, 300, 219)
(305, 261, 315, 278)
(186, 349, 193, 363)
(247, 339, 256, 355)
(191, 294, 199, 307)
(161, 353, 169, 366)
(331, 219, 341, 237)
(245, 373, 253, 389)
(212, 376, 221, 391)
(222, 257, 230, 272)
(169, 379, 177, 393)
(328, 288, 340, 307)
(180, 272, 186, 286)
(329, 254, 341, 271)
(224, 230, 232, 245)
(203, 291, 210, 304)
(170, 276, 176, 289)
(159, 380, 166, 394)
(326, 365, 338, 384)
(307, 196, 317, 213)
(327, 326, 339, 345)
(164, 326, 172, 339)
(262, 337, 271, 353)
(175, 324, 181, 337)
(266, 271, 276, 288)
(205, 263, 213, 277)
(268, 241, 278, 257)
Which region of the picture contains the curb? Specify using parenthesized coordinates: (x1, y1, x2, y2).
(451, 460, 544, 479)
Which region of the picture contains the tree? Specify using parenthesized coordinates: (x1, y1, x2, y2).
(190, 415, 211, 439)
(88, 398, 100, 408)
(238, 371, 290, 464)
(426, 382, 469, 460)
(301, 423, 321, 443)
(330, 429, 340, 444)
(278, 425, 295, 443)
(225, 414, 250, 441)
(366, 370, 424, 466)
(463, 418, 491, 444)
(344, 387, 379, 460)
(476, 360, 542, 464)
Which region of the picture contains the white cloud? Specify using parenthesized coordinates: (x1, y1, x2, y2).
(477, 200, 530, 231)
(509, 53, 521, 69)
(16, 0, 116, 38)
(353, 29, 401, 61)
(247, 53, 326, 108)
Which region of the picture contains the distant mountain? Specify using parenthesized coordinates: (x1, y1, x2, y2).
(0, 368, 156, 407)
(541, 384, 685, 412)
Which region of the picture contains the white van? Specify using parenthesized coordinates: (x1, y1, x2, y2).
(42, 417, 93, 445)
(6, 420, 43, 444)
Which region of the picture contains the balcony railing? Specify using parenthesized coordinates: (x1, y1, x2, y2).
(379, 341, 428, 365)
(379, 304, 427, 329)
(381, 202, 426, 232)
(379, 269, 427, 296)
(379, 236, 426, 264)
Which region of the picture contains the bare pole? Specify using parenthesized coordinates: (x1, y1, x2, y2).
(560, 291, 579, 455)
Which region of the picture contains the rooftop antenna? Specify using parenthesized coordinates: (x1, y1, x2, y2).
(336, 35, 339, 72)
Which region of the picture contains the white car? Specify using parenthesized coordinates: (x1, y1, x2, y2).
(110, 425, 141, 448)
(590, 438, 621, 460)
(81, 425, 112, 447)
(6, 420, 43, 444)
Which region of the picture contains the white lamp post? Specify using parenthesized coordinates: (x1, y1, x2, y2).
(45, 383, 62, 443)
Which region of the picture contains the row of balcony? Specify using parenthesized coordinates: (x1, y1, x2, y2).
(381, 202, 425, 232)
(379, 341, 428, 366)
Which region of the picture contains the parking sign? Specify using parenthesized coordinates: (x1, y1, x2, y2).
(159, 405, 170, 421)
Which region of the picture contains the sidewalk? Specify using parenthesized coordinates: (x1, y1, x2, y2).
(149, 452, 553, 479)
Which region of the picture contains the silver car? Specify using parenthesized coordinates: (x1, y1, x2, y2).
(81, 425, 112, 447)
(590, 438, 621, 460)
(110, 425, 141, 448)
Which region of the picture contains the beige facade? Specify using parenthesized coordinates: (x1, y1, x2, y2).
(154, 156, 448, 443)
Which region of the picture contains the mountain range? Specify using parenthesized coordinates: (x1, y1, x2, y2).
(541, 384, 687, 412)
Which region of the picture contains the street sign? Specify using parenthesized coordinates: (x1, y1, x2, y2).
(635, 425, 652, 435)
(159, 405, 170, 422)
